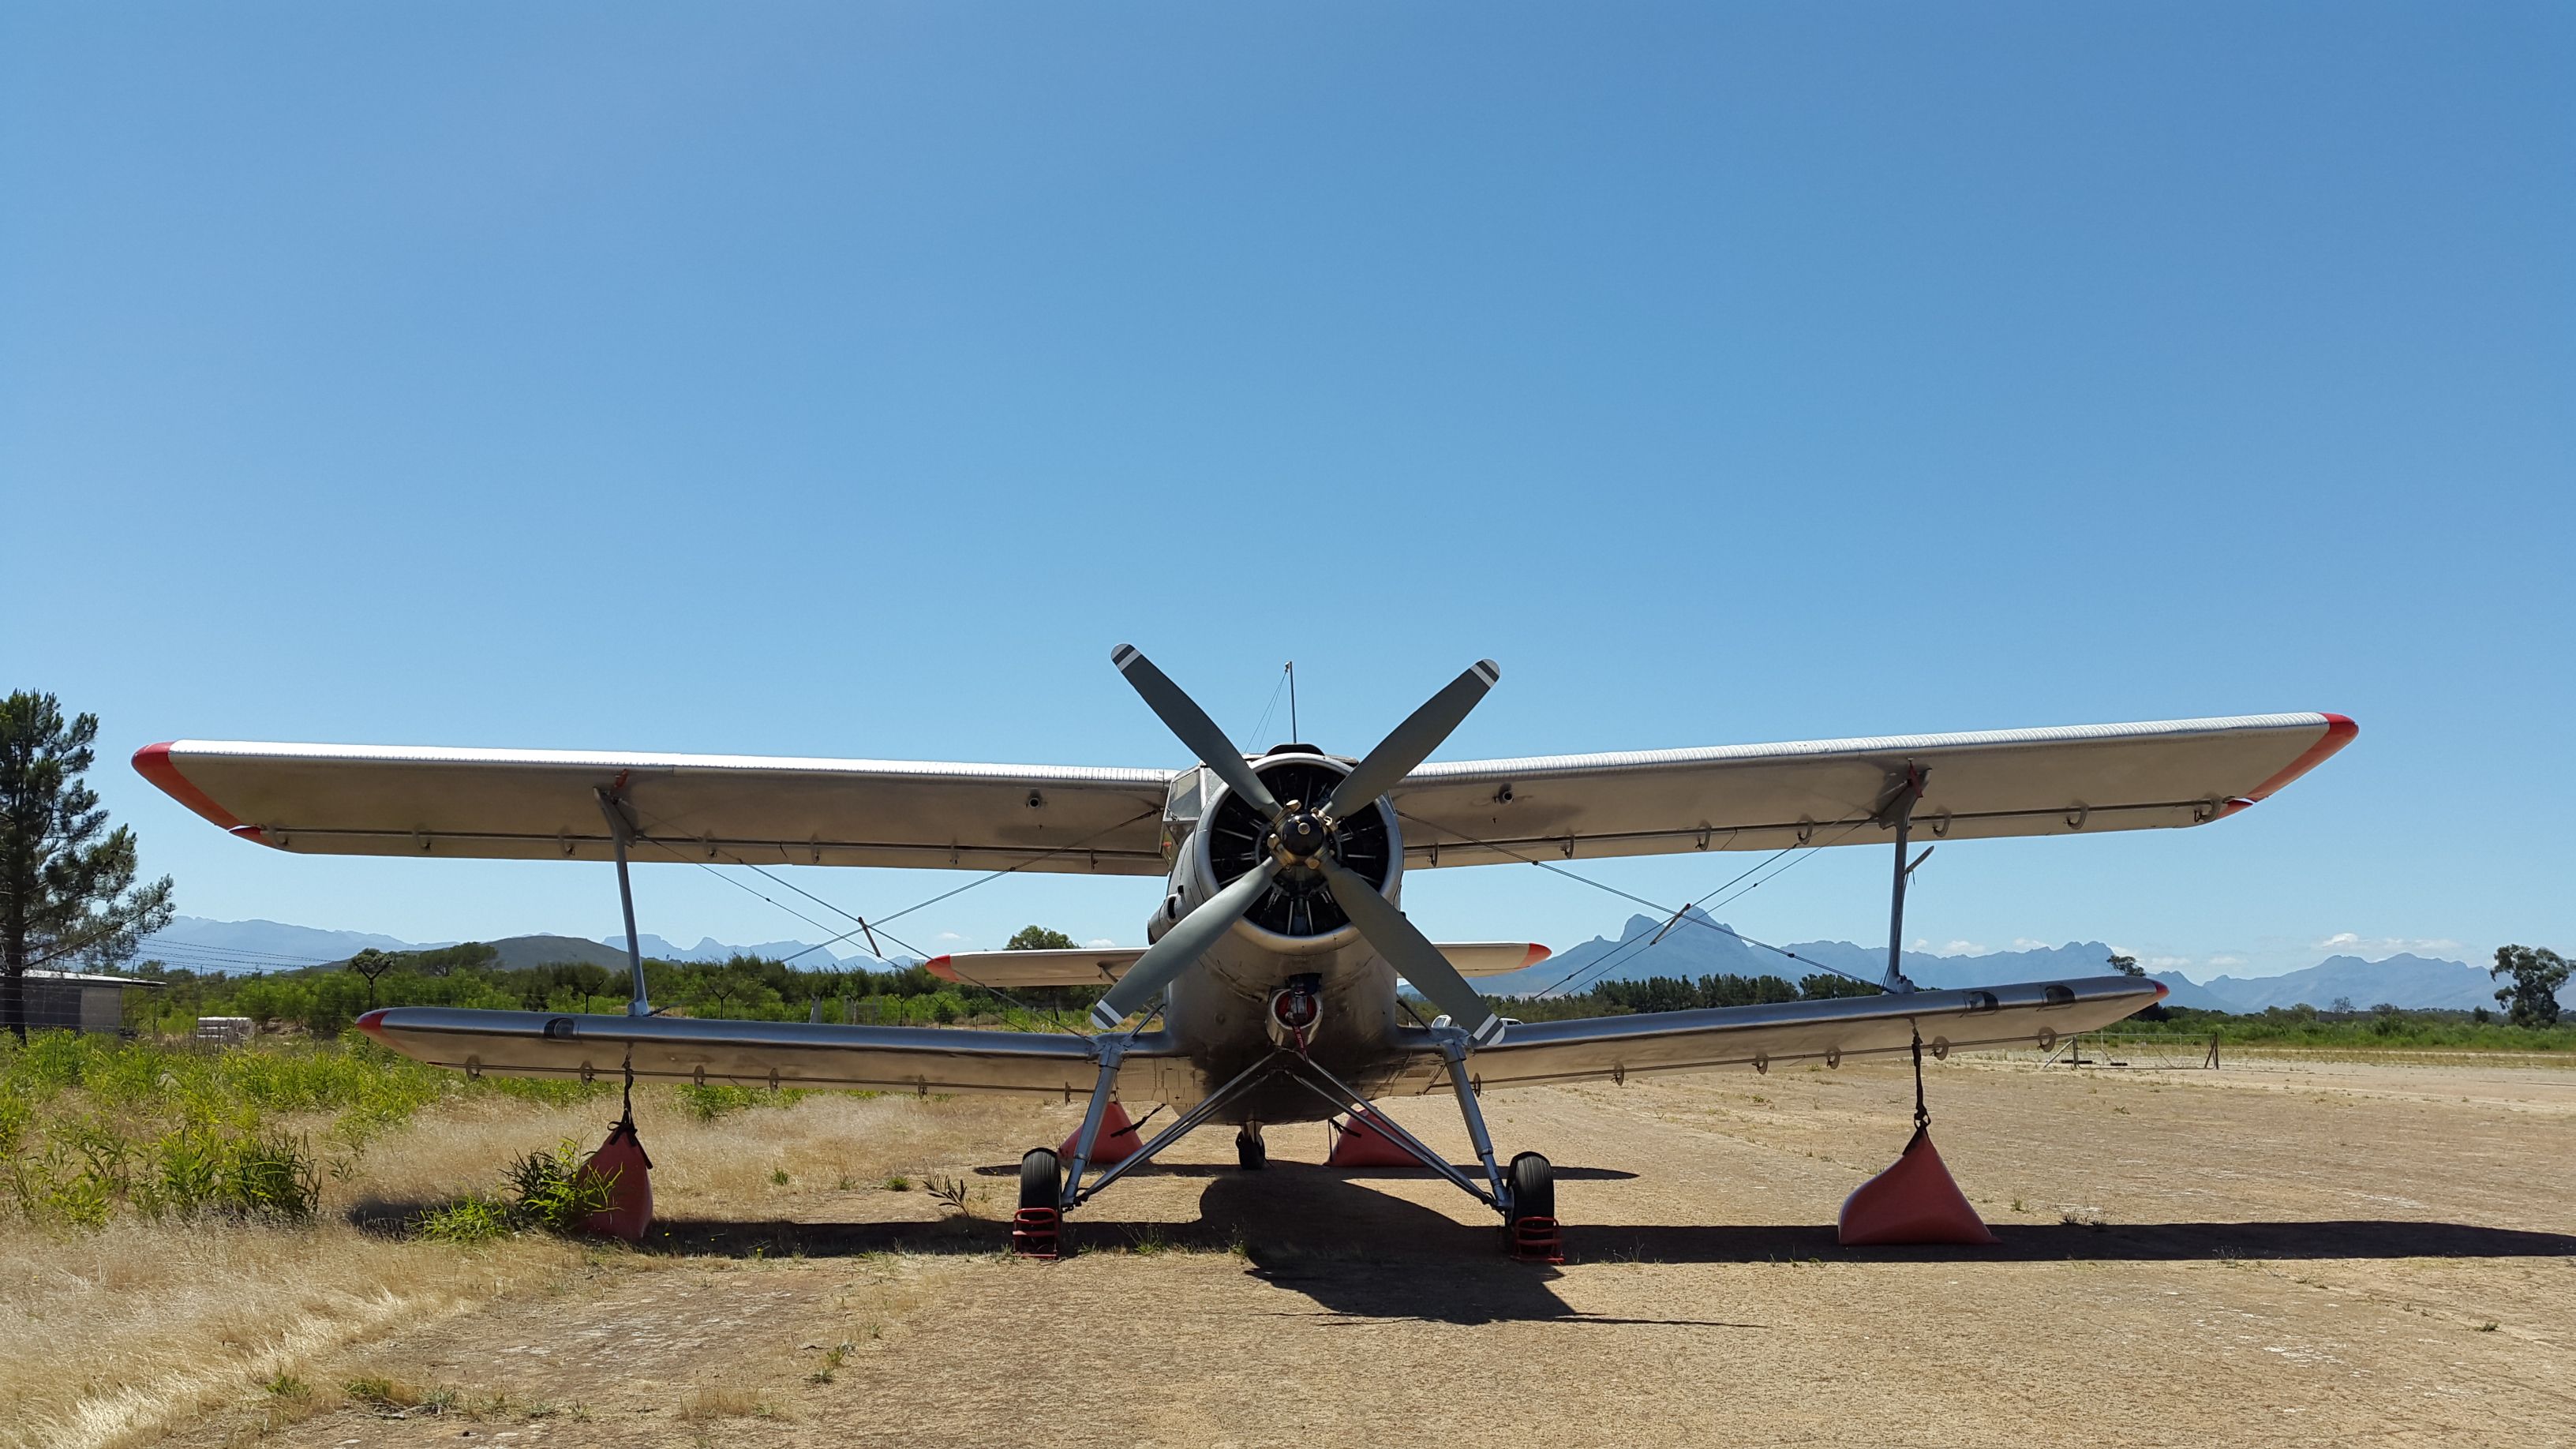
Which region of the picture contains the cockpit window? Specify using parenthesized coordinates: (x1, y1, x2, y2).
(1163, 768, 1204, 829)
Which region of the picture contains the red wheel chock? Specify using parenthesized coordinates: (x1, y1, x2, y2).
(1326, 1109, 1422, 1168)
(1510, 1215, 1564, 1264)
(1837, 1125, 1998, 1247)
(1011, 1207, 1062, 1260)
(578, 1118, 654, 1244)
(1058, 1100, 1144, 1165)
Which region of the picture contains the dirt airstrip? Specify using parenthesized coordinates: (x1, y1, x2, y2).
(145, 1057, 2576, 1447)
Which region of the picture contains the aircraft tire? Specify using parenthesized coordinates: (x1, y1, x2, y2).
(1508, 1151, 1555, 1221)
(1019, 1148, 1061, 1211)
(1234, 1127, 1266, 1172)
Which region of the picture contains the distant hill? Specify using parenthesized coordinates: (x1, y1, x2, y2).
(481, 935, 638, 972)
(1466, 908, 2529, 1015)
(1469, 908, 2145, 999)
(608, 934, 887, 968)
(127, 918, 900, 974)
(133, 915, 2548, 1014)
(141, 915, 449, 972)
(2192, 954, 2507, 1013)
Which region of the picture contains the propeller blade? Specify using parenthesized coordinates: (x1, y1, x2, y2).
(1321, 660, 1500, 822)
(1088, 859, 1282, 1031)
(1110, 643, 1283, 818)
(1316, 855, 1506, 1047)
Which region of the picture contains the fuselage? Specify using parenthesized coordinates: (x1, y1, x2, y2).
(1146, 746, 1426, 1124)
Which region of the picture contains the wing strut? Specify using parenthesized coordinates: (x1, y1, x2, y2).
(594, 781, 653, 1017)
(1876, 764, 1928, 994)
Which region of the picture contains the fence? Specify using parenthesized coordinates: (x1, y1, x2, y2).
(2039, 1033, 2576, 1072)
(2042, 1032, 2222, 1069)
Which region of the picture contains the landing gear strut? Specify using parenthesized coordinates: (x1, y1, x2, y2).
(1013, 1027, 1556, 1261)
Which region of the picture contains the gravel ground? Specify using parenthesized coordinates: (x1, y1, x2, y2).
(166, 1054, 2576, 1449)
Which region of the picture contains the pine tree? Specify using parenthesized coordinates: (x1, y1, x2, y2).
(1, 693, 176, 1040)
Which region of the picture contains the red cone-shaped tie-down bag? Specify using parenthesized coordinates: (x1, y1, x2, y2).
(1837, 1126, 1998, 1247)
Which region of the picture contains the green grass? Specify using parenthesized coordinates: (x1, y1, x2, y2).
(674, 1083, 811, 1121)
(0, 1028, 613, 1232)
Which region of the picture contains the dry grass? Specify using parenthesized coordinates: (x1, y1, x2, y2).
(0, 1218, 573, 1449)
(678, 1384, 780, 1421)
(0, 1082, 1031, 1449)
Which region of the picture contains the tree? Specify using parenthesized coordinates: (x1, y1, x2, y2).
(2107, 953, 2145, 978)
(2490, 945, 2569, 1029)
(1005, 925, 1077, 951)
(2, 693, 175, 1041)
(343, 949, 398, 1008)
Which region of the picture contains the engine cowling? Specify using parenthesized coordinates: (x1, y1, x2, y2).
(1181, 747, 1401, 954)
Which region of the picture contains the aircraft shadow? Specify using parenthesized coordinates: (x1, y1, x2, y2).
(638, 1166, 1700, 1324)
(968, 1160, 1638, 1181)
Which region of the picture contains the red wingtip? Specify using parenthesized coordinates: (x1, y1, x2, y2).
(356, 1009, 391, 1043)
(2217, 713, 2360, 820)
(133, 742, 276, 846)
(923, 955, 957, 983)
(1521, 943, 1552, 969)
(2153, 979, 2170, 1001)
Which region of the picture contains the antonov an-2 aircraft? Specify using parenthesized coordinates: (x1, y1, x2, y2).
(134, 647, 2354, 1251)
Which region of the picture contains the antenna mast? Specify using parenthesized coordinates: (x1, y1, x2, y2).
(1286, 661, 1297, 741)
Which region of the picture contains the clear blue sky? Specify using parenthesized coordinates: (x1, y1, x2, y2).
(5, 4, 2568, 979)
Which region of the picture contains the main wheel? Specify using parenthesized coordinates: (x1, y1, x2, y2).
(1019, 1148, 1062, 1211)
(1235, 1126, 1267, 1171)
(1508, 1151, 1555, 1221)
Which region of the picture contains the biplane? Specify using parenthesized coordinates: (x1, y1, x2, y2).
(134, 648, 2353, 1253)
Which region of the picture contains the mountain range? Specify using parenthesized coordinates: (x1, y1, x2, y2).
(138, 914, 2540, 1014)
(140, 917, 903, 975)
(1467, 908, 2537, 1013)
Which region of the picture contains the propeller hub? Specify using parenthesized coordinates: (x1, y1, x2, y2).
(1272, 808, 1330, 864)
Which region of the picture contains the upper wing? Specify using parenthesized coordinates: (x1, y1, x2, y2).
(926, 941, 1552, 989)
(1370, 975, 2164, 1095)
(1388, 713, 2354, 867)
(354, 1006, 1191, 1100)
(135, 741, 1176, 875)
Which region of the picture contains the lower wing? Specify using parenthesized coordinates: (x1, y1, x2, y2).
(1374, 975, 2163, 1093)
(354, 1007, 1184, 1101)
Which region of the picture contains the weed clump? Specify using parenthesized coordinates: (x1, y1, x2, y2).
(417, 1139, 618, 1244)
(346, 1376, 452, 1416)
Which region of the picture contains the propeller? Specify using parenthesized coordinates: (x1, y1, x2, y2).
(1091, 645, 1507, 1046)
(1110, 644, 1282, 818)
(1315, 855, 1506, 1045)
(1087, 858, 1280, 1030)
(1321, 661, 1499, 822)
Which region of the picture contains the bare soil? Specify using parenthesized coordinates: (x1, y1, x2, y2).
(156, 1057, 2576, 1448)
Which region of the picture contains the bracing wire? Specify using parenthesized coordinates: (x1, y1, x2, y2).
(624, 803, 1161, 1036)
(1239, 665, 1290, 753)
(1395, 807, 1886, 998)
